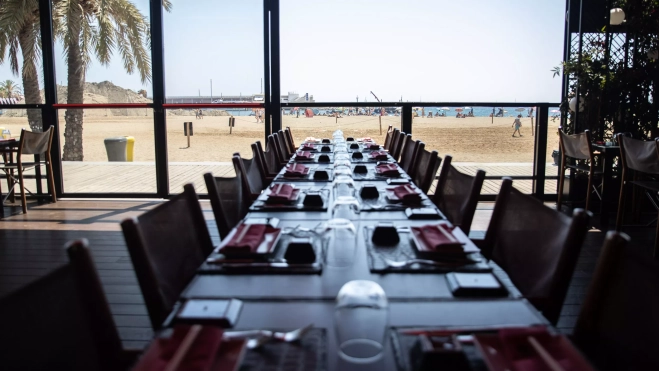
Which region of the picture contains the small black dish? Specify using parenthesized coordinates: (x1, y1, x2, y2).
(346, 137, 355, 141)
(313, 169, 329, 180)
(410, 334, 470, 371)
(352, 151, 364, 159)
(353, 164, 368, 174)
(360, 184, 379, 199)
(317, 154, 331, 163)
(350, 143, 360, 149)
(303, 191, 324, 206)
(321, 146, 332, 152)
(284, 237, 316, 264)
(372, 222, 400, 246)
(322, 138, 331, 144)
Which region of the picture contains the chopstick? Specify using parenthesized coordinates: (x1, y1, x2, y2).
(234, 224, 250, 244)
(164, 324, 203, 371)
(401, 324, 538, 336)
(437, 224, 458, 243)
(528, 336, 565, 371)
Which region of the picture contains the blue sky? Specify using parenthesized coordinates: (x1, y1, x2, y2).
(1, 0, 566, 102)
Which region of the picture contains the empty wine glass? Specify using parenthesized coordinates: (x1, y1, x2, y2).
(335, 280, 389, 363)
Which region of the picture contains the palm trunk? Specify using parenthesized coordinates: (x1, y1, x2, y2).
(63, 29, 85, 161)
(17, 25, 42, 132)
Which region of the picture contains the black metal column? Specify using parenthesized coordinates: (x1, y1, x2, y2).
(150, 0, 169, 197)
(38, 0, 62, 197)
(269, 0, 282, 134)
(263, 0, 271, 140)
(402, 105, 412, 134)
(533, 106, 549, 199)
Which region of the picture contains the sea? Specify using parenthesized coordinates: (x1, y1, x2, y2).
(226, 106, 560, 117)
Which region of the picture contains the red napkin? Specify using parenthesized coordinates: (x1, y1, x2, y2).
(284, 163, 310, 177)
(376, 163, 400, 176)
(133, 325, 223, 371)
(392, 185, 422, 202)
(412, 224, 463, 252)
(295, 151, 313, 160)
(221, 224, 267, 252)
(301, 145, 315, 151)
(498, 327, 581, 371)
(267, 183, 296, 203)
(370, 151, 389, 160)
(362, 137, 374, 142)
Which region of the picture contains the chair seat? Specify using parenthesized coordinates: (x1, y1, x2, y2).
(566, 163, 603, 174)
(629, 181, 659, 193)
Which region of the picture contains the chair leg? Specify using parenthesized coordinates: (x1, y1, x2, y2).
(46, 159, 57, 203)
(616, 169, 626, 231)
(17, 166, 27, 213)
(585, 170, 593, 213)
(557, 161, 566, 211)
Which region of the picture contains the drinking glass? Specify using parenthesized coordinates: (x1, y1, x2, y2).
(323, 218, 357, 267)
(333, 175, 356, 198)
(335, 280, 389, 363)
(330, 196, 360, 219)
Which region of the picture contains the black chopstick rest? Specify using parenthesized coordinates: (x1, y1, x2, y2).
(372, 223, 400, 246)
(285, 238, 316, 264)
(352, 151, 364, 159)
(317, 154, 331, 163)
(353, 165, 368, 174)
(346, 137, 355, 141)
(350, 143, 360, 150)
(321, 146, 332, 152)
(360, 184, 379, 199)
(303, 192, 324, 206)
(313, 169, 329, 180)
(322, 138, 331, 144)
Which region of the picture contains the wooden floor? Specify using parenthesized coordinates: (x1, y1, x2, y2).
(3, 198, 655, 350)
(11, 161, 558, 195)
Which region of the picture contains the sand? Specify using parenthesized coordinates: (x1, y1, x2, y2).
(0, 114, 560, 163)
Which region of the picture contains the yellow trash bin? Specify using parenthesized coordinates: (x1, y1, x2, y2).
(124, 136, 135, 162)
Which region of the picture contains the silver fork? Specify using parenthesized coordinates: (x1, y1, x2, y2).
(223, 323, 314, 349)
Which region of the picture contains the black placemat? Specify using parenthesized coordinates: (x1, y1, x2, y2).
(364, 226, 492, 273)
(358, 185, 435, 212)
(241, 328, 327, 371)
(250, 188, 330, 212)
(351, 164, 409, 181)
(274, 166, 334, 182)
(198, 233, 323, 275)
(390, 327, 488, 371)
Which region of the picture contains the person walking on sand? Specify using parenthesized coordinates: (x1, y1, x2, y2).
(512, 115, 523, 137)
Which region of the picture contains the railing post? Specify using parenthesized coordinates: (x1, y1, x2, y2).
(402, 105, 412, 134)
(533, 106, 549, 199)
(263, 0, 271, 140)
(150, 0, 169, 197)
(269, 0, 282, 134)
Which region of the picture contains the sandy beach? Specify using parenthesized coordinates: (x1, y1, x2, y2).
(0, 114, 560, 163)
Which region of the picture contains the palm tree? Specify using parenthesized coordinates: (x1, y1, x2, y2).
(53, 0, 171, 161)
(0, 0, 44, 132)
(0, 79, 22, 98)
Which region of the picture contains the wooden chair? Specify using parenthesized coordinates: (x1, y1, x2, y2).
(410, 147, 441, 194)
(121, 184, 214, 330)
(573, 231, 659, 370)
(272, 132, 290, 164)
(266, 134, 287, 168)
(204, 171, 250, 240)
(383, 125, 394, 150)
(389, 130, 406, 162)
(615, 134, 659, 257)
(431, 155, 484, 235)
(398, 134, 422, 174)
(252, 142, 276, 183)
(232, 153, 266, 200)
(0, 127, 57, 213)
(478, 178, 591, 324)
(284, 126, 296, 152)
(277, 129, 295, 158)
(557, 129, 601, 213)
(0, 239, 139, 371)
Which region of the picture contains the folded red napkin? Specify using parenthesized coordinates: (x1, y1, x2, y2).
(499, 327, 582, 371)
(133, 325, 223, 371)
(392, 185, 422, 202)
(376, 163, 400, 176)
(284, 163, 310, 177)
(267, 183, 296, 203)
(362, 137, 373, 142)
(221, 224, 267, 252)
(295, 151, 313, 160)
(370, 151, 389, 160)
(301, 145, 315, 151)
(412, 224, 463, 252)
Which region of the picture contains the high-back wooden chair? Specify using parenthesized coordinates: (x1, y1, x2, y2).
(284, 126, 296, 152)
(0, 127, 56, 213)
(252, 142, 276, 182)
(0, 239, 138, 371)
(431, 155, 485, 235)
(204, 171, 250, 240)
(480, 178, 591, 324)
(272, 132, 290, 164)
(121, 184, 214, 330)
(277, 129, 294, 157)
(398, 135, 422, 174)
(232, 153, 266, 200)
(383, 125, 394, 150)
(557, 129, 600, 212)
(410, 147, 441, 194)
(389, 130, 406, 162)
(266, 134, 287, 168)
(573, 231, 659, 370)
(616, 134, 659, 257)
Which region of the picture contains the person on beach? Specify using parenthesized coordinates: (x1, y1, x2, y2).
(512, 115, 522, 137)
(198, 109, 204, 119)
(195, 110, 199, 119)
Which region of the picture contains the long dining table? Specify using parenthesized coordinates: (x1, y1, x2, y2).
(169, 134, 550, 370)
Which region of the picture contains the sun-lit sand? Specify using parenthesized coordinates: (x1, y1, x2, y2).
(0, 113, 560, 163)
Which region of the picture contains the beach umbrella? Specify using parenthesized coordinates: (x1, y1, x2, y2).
(440, 107, 450, 111)
(455, 108, 464, 112)
(464, 107, 471, 110)
(515, 108, 526, 113)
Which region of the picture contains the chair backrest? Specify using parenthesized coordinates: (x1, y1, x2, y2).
(559, 130, 592, 160)
(390, 130, 406, 161)
(412, 148, 441, 194)
(0, 239, 125, 371)
(121, 184, 214, 329)
(399, 135, 422, 173)
(266, 134, 284, 168)
(204, 171, 249, 240)
(284, 126, 296, 151)
(573, 231, 659, 370)
(618, 134, 659, 174)
(277, 129, 293, 157)
(232, 153, 265, 197)
(432, 155, 485, 234)
(19, 127, 54, 156)
(272, 132, 289, 164)
(252, 141, 274, 181)
(482, 179, 590, 324)
(383, 125, 394, 150)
